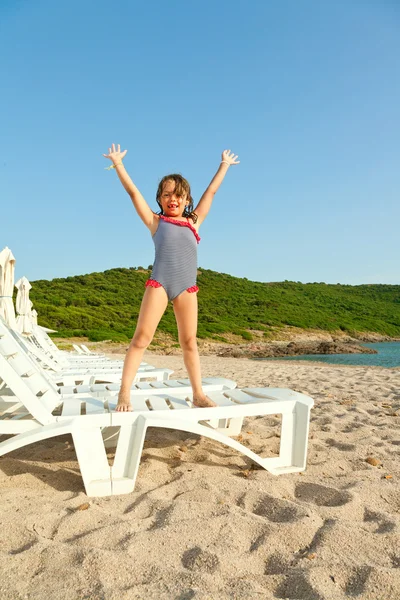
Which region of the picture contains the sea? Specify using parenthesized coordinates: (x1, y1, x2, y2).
(266, 341, 400, 368)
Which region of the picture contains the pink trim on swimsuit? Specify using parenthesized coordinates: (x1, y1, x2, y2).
(159, 215, 201, 244)
(145, 279, 199, 294)
(145, 279, 162, 289)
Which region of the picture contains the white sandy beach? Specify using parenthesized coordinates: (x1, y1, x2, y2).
(0, 354, 399, 600)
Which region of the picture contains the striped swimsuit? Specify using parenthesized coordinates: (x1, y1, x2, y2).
(145, 215, 200, 301)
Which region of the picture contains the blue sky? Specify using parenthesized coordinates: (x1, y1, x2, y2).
(1, 0, 399, 285)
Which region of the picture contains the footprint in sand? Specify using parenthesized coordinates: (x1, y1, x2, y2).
(274, 571, 322, 600)
(363, 508, 396, 534)
(295, 482, 352, 507)
(181, 546, 220, 574)
(341, 422, 365, 433)
(264, 551, 292, 574)
(324, 438, 356, 452)
(239, 491, 308, 523)
(391, 554, 400, 568)
(316, 416, 333, 425)
(344, 565, 373, 597)
(148, 506, 174, 531)
(8, 538, 38, 555)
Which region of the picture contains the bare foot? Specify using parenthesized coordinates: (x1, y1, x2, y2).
(115, 390, 132, 412)
(192, 394, 217, 408)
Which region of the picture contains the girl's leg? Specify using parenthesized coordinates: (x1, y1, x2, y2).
(117, 286, 168, 411)
(172, 291, 216, 408)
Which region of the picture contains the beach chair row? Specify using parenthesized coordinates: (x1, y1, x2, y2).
(0, 318, 314, 496)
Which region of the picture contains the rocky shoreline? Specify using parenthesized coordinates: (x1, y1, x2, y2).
(195, 330, 397, 359)
(56, 328, 399, 360)
(214, 339, 378, 359)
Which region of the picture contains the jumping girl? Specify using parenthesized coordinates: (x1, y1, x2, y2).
(103, 144, 240, 412)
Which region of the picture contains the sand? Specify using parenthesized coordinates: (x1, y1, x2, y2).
(0, 354, 399, 600)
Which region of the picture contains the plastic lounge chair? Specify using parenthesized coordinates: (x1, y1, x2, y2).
(2, 317, 152, 376)
(72, 343, 106, 358)
(13, 327, 119, 372)
(0, 324, 236, 495)
(80, 344, 102, 356)
(29, 333, 155, 383)
(29, 327, 116, 366)
(2, 320, 173, 386)
(72, 343, 85, 355)
(0, 320, 314, 497)
(20, 329, 171, 385)
(27, 324, 124, 368)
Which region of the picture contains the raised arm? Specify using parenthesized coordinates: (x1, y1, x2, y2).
(194, 150, 240, 226)
(103, 143, 156, 231)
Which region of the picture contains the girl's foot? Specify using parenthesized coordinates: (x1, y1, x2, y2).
(192, 394, 217, 408)
(116, 389, 133, 412)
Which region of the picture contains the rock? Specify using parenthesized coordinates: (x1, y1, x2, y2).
(366, 456, 381, 467)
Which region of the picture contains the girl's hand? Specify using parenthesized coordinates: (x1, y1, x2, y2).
(221, 149, 240, 166)
(103, 143, 127, 164)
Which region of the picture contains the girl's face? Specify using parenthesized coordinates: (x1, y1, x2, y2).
(160, 180, 188, 218)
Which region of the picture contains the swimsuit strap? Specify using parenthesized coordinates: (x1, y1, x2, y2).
(159, 215, 201, 243)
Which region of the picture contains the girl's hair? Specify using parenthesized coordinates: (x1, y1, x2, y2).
(156, 174, 198, 223)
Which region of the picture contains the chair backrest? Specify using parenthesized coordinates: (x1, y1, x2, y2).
(0, 319, 60, 424)
(81, 345, 92, 355)
(35, 325, 61, 353)
(15, 331, 60, 372)
(28, 326, 69, 368)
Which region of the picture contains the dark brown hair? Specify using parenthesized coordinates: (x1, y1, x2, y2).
(156, 174, 198, 223)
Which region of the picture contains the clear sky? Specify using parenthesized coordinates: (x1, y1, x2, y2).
(1, 0, 399, 285)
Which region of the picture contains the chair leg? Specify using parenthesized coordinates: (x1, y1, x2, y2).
(0, 422, 113, 497)
(267, 401, 312, 474)
(109, 415, 273, 496)
(292, 401, 312, 470)
(111, 416, 148, 495)
(105, 400, 312, 496)
(71, 428, 112, 496)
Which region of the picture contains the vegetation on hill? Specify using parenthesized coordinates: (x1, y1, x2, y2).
(29, 267, 400, 342)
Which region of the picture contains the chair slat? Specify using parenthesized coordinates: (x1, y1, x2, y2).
(130, 394, 151, 411)
(147, 381, 169, 389)
(228, 389, 277, 404)
(146, 395, 172, 411)
(104, 383, 120, 392)
(134, 382, 153, 390)
(61, 397, 84, 417)
(85, 397, 108, 414)
(164, 379, 188, 388)
(164, 394, 191, 410)
(206, 391, 237, 407)
(90, 384, 109, 393)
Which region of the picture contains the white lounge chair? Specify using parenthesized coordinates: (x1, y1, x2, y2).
(29, 327, 160, 379)
(0, 319, 314, 497)
(29, 326, 119, 367)
(3, 320, 173, 386)
(72, 343, 89, 355)
(72, 343, 108, 359)
(79, 344, 103, 356)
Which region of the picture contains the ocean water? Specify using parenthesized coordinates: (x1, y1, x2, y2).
(266, 341, 400, 368)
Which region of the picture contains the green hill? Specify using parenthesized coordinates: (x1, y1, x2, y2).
(29, 267, 400, 342)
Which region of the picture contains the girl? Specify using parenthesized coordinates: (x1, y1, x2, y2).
(103, 144, 240, 412)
